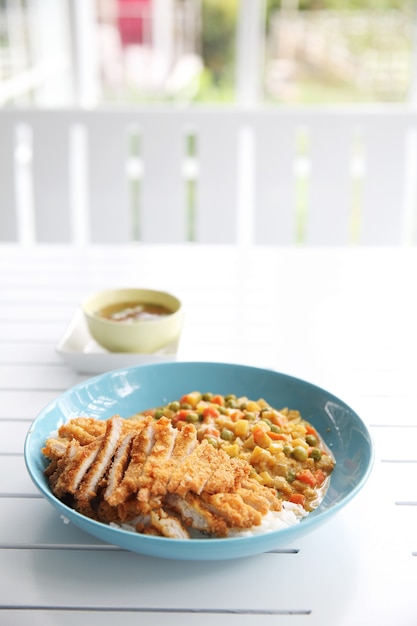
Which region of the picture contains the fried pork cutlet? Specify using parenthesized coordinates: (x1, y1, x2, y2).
(103, 432, 135, 503)
(167, 439, 224, 497)
(136, 416, 178, 501)
(164, 492, 229, 537)
(57, 418, 107, 445)
(106, 417, 156, 507)
(52, 438, 103, 498)
(42, 414, 284, 539)
(148, 421, 197, 497)
(77, 415, 124, 502)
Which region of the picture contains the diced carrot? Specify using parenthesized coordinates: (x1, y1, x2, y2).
(252, 426, 272, 448)
(203, 405, 220, 420)
(295, 469, 317, 487)
(228, 409, 245, 421)
(180, 392, 202, 408)
(210, 394, 225, 406)
(314, 469, 327, 486)
(268, 431, 290, 441)
(305, 424, 318, 437)
(289, 493, 306, 506)
(171, 409, 192, 424)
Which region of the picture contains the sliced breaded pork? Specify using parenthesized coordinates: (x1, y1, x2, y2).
(136, 417, 178, 502)
(103, 432, 135, 503)
(165, 492, 228, 537)
(52, 437, 102, 498)
(147, 422, 198, 497)
(58, 417, 107, 445)
(105, 417, 155, 506)
(43, 413, 283, 538)
(150, 508, 190, 539)
(77, 415, 124, 501)
(167, 439, 224, 498)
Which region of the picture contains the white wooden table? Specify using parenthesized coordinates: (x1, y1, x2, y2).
(1, 243, 416, 626)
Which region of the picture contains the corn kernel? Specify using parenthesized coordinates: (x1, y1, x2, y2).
(291, 437, 309, 449)
(250, 445, 272, 465)
(222, 443, 240, 457)
(291, 424, 307, 437)
(257, 398, 269, 408)
(251, 472, 264, 484)
(258, 471, 274, 487)
(234, 419, 250, 438)
(268, 442, 284, 455)
(243, 434, 255, 449)
(254, 420, 270, 433)
(253, 428, 272, 448)
(245, 400, 260, 412)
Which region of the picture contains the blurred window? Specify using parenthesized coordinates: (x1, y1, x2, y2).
(0, 0, 416, 107)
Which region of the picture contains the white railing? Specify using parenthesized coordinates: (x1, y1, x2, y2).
(1, 106, 417, 246)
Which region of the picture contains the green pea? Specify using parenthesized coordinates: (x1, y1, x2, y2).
(169, 401, 180, 411)
(270, 424, 281, 434)
(202, 392, 213, 401)
(310, 448, 322, 460)
(154, 408, 165, 419)
(287, 470, 296, 482)
(221, 428, 234, 441)
(292, 446, 309, 462)
(217, 406, 228, 415)
(181, 403, 192, 410)
(306, 434, 318, 447)
(244, 411, 256, 421)
(283, 444, 293, 457)
(186, 412, 200, 423)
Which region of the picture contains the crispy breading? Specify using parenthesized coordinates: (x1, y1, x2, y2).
(77, 416, 124, 501)
(106, 417, 155, 506)
(42, 438, 69, 461)
(58, 418, 107, 445)
(165, 493, 228, 537)
(203, 454, 250, 494)
(168, 439, 223, 498)
(240, 479, 283, 511)
(117, 496, 149, 523)
(53, 438, 102, 498)
(42, 413, 283, 538)
(104, 432, 135, 502)
(150, 508, 190, 539)
(136, 417, 178, 500)
(201, 492, 263, 529)
(148, 422, 198, 496)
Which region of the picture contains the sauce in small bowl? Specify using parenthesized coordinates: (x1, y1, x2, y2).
(82, 288, 183, 353)
(96, 301, 173, 323)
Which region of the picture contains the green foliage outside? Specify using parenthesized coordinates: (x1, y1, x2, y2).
(266, 0, 413, 11)
(198, 0, 238, 102)
(197, 0, 416, 104)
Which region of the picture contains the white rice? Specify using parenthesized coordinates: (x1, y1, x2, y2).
(228, 502, 308, 538)
(109, 502, 308, 539)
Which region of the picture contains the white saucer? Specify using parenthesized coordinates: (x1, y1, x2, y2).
(56, 309, 178, 375)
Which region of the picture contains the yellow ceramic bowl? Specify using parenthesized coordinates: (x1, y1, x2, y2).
(82, 288, 183, 354)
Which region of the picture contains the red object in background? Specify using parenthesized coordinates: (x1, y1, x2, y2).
(118, 0, 152, 47)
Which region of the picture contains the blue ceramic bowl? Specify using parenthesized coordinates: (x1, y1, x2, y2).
(24, 362, 373, 561)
